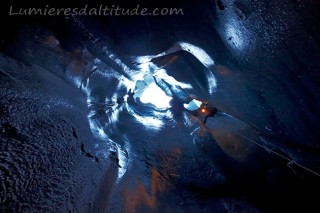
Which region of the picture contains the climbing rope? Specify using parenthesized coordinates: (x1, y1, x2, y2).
(234, 132, 320, 178)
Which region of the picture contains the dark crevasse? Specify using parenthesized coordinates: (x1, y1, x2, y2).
(0, 0, 320, 212)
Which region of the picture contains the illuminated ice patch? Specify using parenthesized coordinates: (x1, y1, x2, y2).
(140, 82, 172, 109)
(183, 99, 202, 111)
(132, 42, 215, 69)
(178, 42, 215, 68)
(225, 23, 246, 50)
(116, 144, 129, 183)
(205, 68, 217, 94)
(126, 103, 165, 129)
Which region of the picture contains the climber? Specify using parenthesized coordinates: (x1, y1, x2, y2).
(200, 102, 218, 124)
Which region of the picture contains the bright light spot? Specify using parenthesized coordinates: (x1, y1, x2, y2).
(140, 83, 172, 109)
(201, 109, 206, 113)
(183, 99, 203, 111)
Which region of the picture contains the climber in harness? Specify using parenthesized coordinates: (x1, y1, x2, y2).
(200, 102, 218, 124)
(183, 99, 218, 124)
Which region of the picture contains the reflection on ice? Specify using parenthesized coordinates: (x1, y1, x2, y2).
(116, 141, 130, 183)
(126, 103, 166, 130)
(105, 139, 131, 183)
(133, 41, 215, 68)
(178, 42, 215, 68)
(205, 68, 217, 94)
(88, 118, 108, 140)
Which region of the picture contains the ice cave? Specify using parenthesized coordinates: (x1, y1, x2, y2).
(0, 0, 319, 212)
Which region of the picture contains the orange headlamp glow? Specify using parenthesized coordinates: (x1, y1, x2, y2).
(201, 108, 206, 113)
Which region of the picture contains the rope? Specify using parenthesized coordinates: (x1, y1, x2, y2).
(233, 132, 320, 177)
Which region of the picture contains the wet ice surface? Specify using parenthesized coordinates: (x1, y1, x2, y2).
(0, 0, 320, 211)
(0, 53, 115, 212)
(0, 38, 319, 212)
(83, 49, 317, 212)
